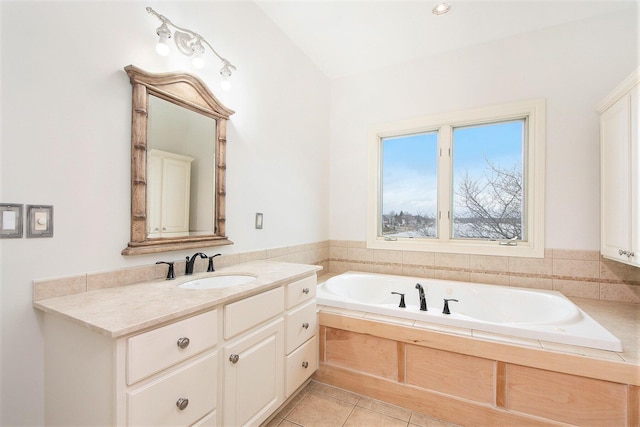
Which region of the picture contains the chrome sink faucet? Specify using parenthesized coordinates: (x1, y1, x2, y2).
(415, 283, 427, 311)
(185, 252, 208, 275)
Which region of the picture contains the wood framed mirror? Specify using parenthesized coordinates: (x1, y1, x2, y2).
(122, 65, 234, 255)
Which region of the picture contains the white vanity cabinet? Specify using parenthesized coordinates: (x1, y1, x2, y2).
(40, 266, 319, 427)
(598, 68, 640, 267)
(147, 149, 194, 238)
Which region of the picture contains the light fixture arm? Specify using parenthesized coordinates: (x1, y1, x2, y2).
(146, 7, 236, 80)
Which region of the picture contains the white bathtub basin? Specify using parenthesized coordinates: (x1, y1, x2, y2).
(317, 272, 623, 352)
(179, 275, 256, 289)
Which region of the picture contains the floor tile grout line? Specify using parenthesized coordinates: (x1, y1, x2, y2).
(275, 380, 459, 427)
(341, 400, 359, 427)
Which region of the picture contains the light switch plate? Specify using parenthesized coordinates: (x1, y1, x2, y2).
(255, 212, 263, 229)
(27, 205, 53, 238)
(0, 204, 23, 238)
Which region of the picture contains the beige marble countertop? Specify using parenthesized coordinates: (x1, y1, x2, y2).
(34, 261, 321, 338)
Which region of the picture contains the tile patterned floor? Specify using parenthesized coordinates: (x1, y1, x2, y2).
(264, 381, 460, 427)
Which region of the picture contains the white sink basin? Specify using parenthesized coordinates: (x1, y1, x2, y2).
(178, 275, 256, 289)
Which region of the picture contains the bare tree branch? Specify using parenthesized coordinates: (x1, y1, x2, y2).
(455, 160, 523, 240)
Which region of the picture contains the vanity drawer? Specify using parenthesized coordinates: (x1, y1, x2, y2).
(127, 310, 218, 385)
(285, 300, 317, 354)
(285, 335, 318, 397)
(127, 351, 217, 427)
(224, 286, 284, 339)
(285, 275, 316, 309)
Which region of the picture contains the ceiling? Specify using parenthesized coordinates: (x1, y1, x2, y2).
(255, 0, 637, 79)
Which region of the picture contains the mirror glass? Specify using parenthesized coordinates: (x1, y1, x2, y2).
(122, 65, 234, 256)
(147, 96, 216, 238)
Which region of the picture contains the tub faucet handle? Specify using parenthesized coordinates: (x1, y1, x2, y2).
(442, 298, 459, 315)
(391, 292, 406, 308)
(156, 261, 175, 280)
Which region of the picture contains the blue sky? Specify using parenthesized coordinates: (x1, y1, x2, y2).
(382, 120, 524, 216)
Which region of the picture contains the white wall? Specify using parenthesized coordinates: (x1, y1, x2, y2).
(329, 9, 639, 250)
(1, 1, 637, 424)
(0, 2, 329, 424)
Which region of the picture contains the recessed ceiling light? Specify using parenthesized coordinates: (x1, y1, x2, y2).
(432, 2, 451, 15)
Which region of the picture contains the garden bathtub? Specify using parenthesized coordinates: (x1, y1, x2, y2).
(317, 272, 622, 352)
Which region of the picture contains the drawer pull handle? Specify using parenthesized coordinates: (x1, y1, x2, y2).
(302, 322, 309, 329)
(302, 361, 309, 368)
(176, 398, 189, 410)
(229, 354, 240, 364)
(176, 337, 190, 349)
(302, 287, 310, 294)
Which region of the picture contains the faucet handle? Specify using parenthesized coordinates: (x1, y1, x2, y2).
(391, 292, 406, 308)
(156, 261, 175, 280)
(207, 253, 222, 272)
(442, 298, 459, 315)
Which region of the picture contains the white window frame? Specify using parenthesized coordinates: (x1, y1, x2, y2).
(367, 99, 545, 258)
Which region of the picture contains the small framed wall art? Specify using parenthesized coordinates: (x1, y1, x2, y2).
(27, 205, 53, 238)
(0, 204, 23, 238)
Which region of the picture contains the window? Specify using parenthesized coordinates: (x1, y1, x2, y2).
(368, 99, 545, 257)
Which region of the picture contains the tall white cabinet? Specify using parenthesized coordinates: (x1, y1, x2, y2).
(148, 149, 194, 238)
(598, 68, 640, 267)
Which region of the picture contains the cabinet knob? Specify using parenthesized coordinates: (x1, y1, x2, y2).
(176, 337, 190, 349)
(302, 287, 310, 294)
(176, 398, 189, 410)
(302, 322, 309, 329)
(229, 354, 240, 364)
(302, 361, 309, 368)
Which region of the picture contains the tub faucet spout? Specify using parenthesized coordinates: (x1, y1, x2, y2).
(185, 252, 208, 275)
(415, 283, 427, 311)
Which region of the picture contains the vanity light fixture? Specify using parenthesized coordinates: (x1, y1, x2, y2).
(147, 7, 237, 90)
(432, 2, 452, 15)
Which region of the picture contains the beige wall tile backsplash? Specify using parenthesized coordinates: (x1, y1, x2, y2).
(328, 240, 640, 304)
(33, 240, 640, 304)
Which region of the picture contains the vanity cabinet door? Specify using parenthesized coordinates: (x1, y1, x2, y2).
(223, 318, 284, 427)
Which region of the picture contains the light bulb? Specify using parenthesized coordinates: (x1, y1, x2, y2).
(432, 2, 451, 15)
(192, 56, 204, 69)
(156, 35, 170, 56)
(191, 40, 205, 69)
(219, 60, 234, 91)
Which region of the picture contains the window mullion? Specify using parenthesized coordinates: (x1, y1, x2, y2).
(438, 125, 452, 242)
